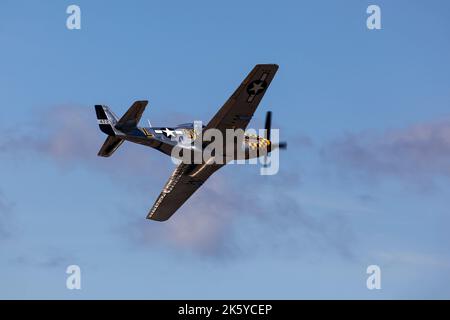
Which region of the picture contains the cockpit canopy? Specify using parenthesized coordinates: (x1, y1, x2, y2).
(176, 122, 206, 129)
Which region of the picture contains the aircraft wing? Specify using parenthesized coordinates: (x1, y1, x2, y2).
(147, 163, 223, 221)
(205, 64, 279, 133)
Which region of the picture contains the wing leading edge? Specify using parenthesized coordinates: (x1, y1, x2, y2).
(147, 163, 223, 221)
(205, 64, 279, 133)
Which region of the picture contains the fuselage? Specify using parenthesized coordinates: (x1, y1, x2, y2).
(117, 122, 271, 163)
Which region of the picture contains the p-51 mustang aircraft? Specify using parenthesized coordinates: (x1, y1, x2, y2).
(95, 64, 286, 221)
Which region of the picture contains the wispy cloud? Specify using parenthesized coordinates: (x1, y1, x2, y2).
(126, 175, 243, 257)
(0, 190, 14, 241)
(321, 117, 450, 188)
(1, 105, 355, 259)
(124, 169, 355, 259)
(0, 105, 172, 182)
(11, 250, 75, 269)
(376, 251, 450, 269)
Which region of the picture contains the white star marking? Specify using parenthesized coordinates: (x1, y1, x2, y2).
(163, 128, 175, 137)
(249, 82, 264, 94)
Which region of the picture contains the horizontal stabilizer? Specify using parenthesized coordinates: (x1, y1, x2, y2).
(115, 100, 148, 131)
(98, 136, 124, 157)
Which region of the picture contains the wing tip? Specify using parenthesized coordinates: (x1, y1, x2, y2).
(255, 63, 279, 69)
(147, 212, 172, 222)
(146, 213, 170, 222)
(97, 152, 110, 157)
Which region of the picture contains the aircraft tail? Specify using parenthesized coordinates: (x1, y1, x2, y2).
(95, 105, 120, 136)
(95, 101, 148, 157)
(95, 105, 123, 157)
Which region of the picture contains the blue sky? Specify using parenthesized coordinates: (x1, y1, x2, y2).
(1, 0, 450, 299)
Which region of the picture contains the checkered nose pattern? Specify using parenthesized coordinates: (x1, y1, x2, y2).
(244, 134, 271, 150)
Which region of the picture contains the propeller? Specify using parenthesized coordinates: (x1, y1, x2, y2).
(262, 111, 287, 168)
(264, 111, 272, 141)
